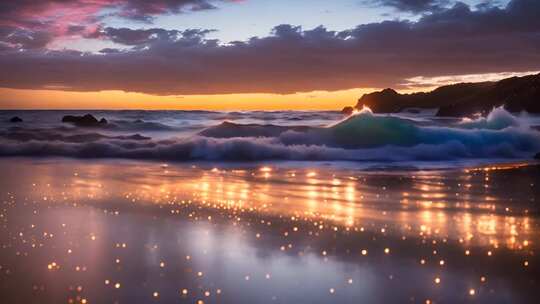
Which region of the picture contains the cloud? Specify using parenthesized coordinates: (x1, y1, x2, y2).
(0, 0, 234, 48)
(0, 26, 54, 49)
(365, 0, 452, 13)
(0, 0, 539, 95)
(114, 0, 224, 21)
(93, 27, 215, 46)
(0, 1, 229, 25)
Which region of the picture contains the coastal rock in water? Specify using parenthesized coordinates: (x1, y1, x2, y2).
(535, 153, 540, 160)
(9, 116, 23, 123)
(356, 88, 401, 113)
(341, 106, 354, 116)
(62, 114, 108, 127)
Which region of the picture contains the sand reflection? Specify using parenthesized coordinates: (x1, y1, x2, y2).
(1, 159, 538, 303)
(26, 160, 536, 251)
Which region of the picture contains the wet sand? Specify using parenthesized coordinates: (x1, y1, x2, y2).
(0, 158, 539, 303)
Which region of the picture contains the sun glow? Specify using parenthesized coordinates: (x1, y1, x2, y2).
(0, 87, 374, 110)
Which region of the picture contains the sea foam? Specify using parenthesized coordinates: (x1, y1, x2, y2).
(0, 107, 538, 162)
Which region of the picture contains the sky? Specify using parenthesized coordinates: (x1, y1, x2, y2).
(1, 0, 539, 110)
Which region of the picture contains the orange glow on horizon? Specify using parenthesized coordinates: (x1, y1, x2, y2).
(0, 87, 382, 110)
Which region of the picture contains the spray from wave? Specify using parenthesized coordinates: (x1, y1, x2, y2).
(0, 107, 539, 162)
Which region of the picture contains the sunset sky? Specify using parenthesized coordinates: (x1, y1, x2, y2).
(1, 0, 539, 110)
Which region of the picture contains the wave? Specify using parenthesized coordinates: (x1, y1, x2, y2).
(200, 106, 540, 149)
(0, 108, 538, 162)
(108, 119, 176, 131)
(458, 106, 520, 130)
(0, 127, 151, 143)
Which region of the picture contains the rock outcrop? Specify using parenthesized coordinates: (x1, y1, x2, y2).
(341, 106, 354, 116)
(9, 116, 23, 123)
(347, 73, 540, 117)
(62, 114, 108, 127)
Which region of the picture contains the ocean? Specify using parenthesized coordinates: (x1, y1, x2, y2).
(1, 107, 539, 165)
(1, 108, 540, 303)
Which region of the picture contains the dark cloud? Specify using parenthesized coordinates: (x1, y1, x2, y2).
(0, 0, 539, 95)
(94, 27, 214, 46)
(99, 48, 123, 54)
(66, 25, 87, 35)
(365, 0, 452, 12)
(0, 0, 229, 25)
(117, 0, 223, 21)
(0, 26, 53, 49)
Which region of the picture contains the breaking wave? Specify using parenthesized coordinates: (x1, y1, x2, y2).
(0, 107, 539, 162)
(458, 106, 520, 130)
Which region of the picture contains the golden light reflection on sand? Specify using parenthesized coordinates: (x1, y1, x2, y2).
(2, 159, 539, 303)
(20, 160, 538, 252)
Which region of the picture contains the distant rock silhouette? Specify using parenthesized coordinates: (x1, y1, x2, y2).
(62, 114, 108, 127)
(348, 73, 540, 117)
(535, 152, 540, 160)
(341, 106, 354, 116)
(356, 88, 402, 113)
(9, 116, 23, 123)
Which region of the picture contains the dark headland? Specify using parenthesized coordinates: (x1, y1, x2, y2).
(342, 73, 540, 117)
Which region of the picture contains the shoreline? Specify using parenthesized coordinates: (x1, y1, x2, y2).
(0, 155, 538, 171)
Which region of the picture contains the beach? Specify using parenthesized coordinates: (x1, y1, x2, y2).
(1, 157, 539, 303)
(3, 1, 540, 303)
